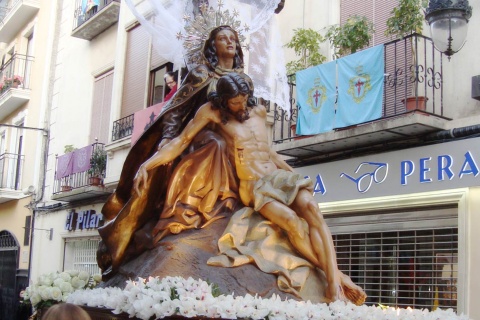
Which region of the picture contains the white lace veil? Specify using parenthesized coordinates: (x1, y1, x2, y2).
(123, 0, 289, 111)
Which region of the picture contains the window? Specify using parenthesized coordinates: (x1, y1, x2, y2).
(149, 62, 178, 106)
(90, 70, 114, 144)
(64, 238, 101, 276)
(0, 125, 25, 190)
(121, 24, 149, 118)
(149, 63, 172, 106)
(327, 208, 458, 311)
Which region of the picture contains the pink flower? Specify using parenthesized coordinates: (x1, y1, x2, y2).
(13, 75, 23, 83)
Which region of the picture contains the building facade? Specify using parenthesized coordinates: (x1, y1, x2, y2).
(19, 0, 480, 319)
(0, 0, 55, 318)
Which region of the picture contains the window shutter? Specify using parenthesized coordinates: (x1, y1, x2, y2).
(90, 70, 113, 144)
(121, 25, 149, 118)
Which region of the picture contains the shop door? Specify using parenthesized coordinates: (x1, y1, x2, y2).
(0, 231, 19, 320)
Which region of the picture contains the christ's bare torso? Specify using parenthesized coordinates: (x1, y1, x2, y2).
(216, 105, 278, 207)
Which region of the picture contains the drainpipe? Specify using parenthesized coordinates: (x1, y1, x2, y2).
(424, 124, 480, 141)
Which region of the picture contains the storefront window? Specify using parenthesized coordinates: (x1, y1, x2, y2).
(327, 209, 458, 311)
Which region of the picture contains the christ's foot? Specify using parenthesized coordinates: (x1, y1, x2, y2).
(340, 272, 367, 306)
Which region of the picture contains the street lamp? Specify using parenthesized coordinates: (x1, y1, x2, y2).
(425, 0, 472, 59)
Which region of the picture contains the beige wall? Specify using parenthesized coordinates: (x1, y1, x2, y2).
(465, 187, 480, 319)
(0, 197, 33, 270)
(441, 6, 480, 122)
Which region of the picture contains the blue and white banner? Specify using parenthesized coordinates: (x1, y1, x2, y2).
(296, 61, 337, 135)
(336, 45, 384, 128)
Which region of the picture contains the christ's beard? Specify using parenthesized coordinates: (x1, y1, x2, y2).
(233, 109, 250, 122)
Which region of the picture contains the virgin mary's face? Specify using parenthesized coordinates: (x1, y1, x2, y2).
(214, 29, 237, 60)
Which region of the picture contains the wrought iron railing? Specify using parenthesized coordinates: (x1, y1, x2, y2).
(72, 0, 120, 30)
(112, 114, 134, 142)
(0, 53, 33, 94)
(53, 142, 105, 194)
(0, 152, 24, 190)
(271, 33, 444, 143)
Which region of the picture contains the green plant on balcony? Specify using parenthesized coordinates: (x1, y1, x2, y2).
(88, 147, 107, 185)
(64, 144, 76, 153)
(385, 0, 429, 110)
(385, 0, 427, 39)
(285, 28, 327, 76)
(325, 15, 375, 59)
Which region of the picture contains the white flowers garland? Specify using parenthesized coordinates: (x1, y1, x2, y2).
(23, 270, 102, 309)
(66, 276, 470, 320)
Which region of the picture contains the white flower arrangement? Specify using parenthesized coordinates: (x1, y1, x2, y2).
(67, 276, 470, 320)
(22, 270, 102, 310)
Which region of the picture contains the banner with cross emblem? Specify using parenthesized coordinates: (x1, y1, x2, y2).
(296, 60, 336, 135)
(336, 45, 384, 128)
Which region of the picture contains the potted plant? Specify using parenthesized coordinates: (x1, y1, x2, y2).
(325, 15, 375, 59)
(88, 147, 107, 186)
(385, 0, 429, 111)
(285, 28, 327, 77)
(64, 144, 76, 153)
(12, 75, 23, 88)
(385, 0, 426, 40)
(285, 28, 327, 138)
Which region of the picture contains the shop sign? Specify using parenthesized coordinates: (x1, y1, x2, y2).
(297, 137, 480, 202)
(65, 209, 104, 231)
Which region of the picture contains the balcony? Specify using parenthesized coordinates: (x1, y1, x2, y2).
(0, 0, 40, 43)
(71, 0, 120, 41)
(271, 34, 449, 167)
(51, 142, 112, 202)
(0, 53, 33, 119)
(0, 152, 25, 203)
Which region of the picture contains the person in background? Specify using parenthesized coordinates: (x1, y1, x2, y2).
(41, 303, 91, 320)
(163, 71, 177, 102)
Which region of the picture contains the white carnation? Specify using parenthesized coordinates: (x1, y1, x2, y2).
(60, 272, 72, 282)
(71, 276, 86, 289)
(51, 287, 63, 302)
(39, 286, 52, 300)
(78, 271, 90, 281)
(39, 273, 54, 286)
(59, 282, 73, 294)
(29, 292, 42, 306)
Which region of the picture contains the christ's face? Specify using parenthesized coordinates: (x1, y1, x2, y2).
(227, 94, 249, 122)
(214, 29, 237, 60)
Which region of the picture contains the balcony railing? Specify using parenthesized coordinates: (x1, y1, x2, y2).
(72, 0, 120, 40)
(0, 53, 33, 119)
(271, 34, 444, 143)
(0, 53, 33, 92)
(0, 152, 24, 190)
(112, 114, 134, 142)
(52, 142, 105, 195)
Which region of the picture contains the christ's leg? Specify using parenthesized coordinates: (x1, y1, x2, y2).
(291, 189, 366, 305)
(258, 201, 322, 271)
